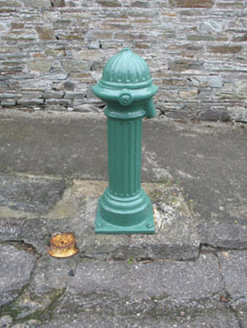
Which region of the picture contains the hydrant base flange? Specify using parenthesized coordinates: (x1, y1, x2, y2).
(95, 194, 155, 234)
(95, 210, 155, 234)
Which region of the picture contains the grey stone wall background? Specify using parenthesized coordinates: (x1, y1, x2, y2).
(0, 0, 247, 122)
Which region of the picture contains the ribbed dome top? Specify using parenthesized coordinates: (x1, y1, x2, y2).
(100, 48, 152, 88)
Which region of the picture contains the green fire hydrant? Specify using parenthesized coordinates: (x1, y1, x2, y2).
(92, 48, 158, 234)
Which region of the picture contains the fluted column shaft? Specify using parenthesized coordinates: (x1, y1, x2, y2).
(107, 117, 142, 198)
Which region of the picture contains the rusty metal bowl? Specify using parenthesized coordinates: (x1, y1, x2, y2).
(48, 233, 79, 258)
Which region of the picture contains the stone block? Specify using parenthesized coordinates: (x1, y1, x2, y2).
(10, 22, 25, 29)
(21, 91, 43, 99)
(169, 0, 214, 7)
(46, 99, 72, 106)
(198, 109, 230, 121)
(35, 27, 55, 41)
(45, 104, 67, 111)
(20, 0, 51, 7)
(0, 93, 22, 100)
(131, 1, 150, 7)
(63, 81, 75, 91)
(29, 59, 52, 74)
(166, 110, 197, 120)
(45, 48, 66, 57)
(233, 34, 247, 42)
(88, 40, 101, 49)
(43, 90, 64, 99)
(227, 105, 247, 122)
(61, 60, 91, 73)
(40, 73, 68, 81)
(64, 92, 86, 99)
(191, 76, 223, 88)
(18, 99, 44, 105)
(198, 20, 226, 34)
(73, 102, 99, 112)
(51, 0, 65, 6)
(0, 0, 22, 6)
(187, 35, 216, 41)
(0, 7, 16, 12)
(1, 99, 16, 106)
(96, 0, 121, 7)
(19, 79, 52, 92)
(209, 45, 242, 54)
(179, 89, 198, 100)
(168, 59, 203, 71)
(158, 77, 188, 87)
(216, 1, 245, 9)
(135, 42, 151, 49)
(115, 32, 147, 41)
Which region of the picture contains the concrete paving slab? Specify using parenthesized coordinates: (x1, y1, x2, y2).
(0, 245, 36, 307)
(19, 180, 200, 261)
(0, 217, 25, 241)
(66, 254, 222, 302)
(39, 308, 239, 328)
(0, 174, 66, 215)
(3, 254, 78, 321)
(219, 250, 247, 302)
(0, 110, 108, 180)
(199, 221, 247, 249)
(235, 304, 247, 328)
(44, 254, 238, 328)
(29, 254, 78, 295)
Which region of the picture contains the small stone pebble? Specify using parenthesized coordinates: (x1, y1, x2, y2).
(68, 269, 75, 276)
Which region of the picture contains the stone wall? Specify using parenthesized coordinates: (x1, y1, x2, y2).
(0, 0, 247, 121)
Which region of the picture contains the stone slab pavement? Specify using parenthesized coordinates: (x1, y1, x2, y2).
(0, 110, 247, 327)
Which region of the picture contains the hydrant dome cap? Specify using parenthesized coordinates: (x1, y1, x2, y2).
(100, 48, 152, 89)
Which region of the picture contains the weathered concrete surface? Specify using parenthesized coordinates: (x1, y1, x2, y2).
(217, 251, 247, 327)
(64, 254, 222, 301)
(1, 111, 247, 326)
(0, 111, 108, 180)
(198, 222, 247, 249)
(0, 177, 199, 260)
(41, 254, 239, 328)
(1, 110, 247, 250)
(219, 251, 247, 302)
(3, 254, 78, 321)
(0, 174, 66, 215)
(2, 249, 246, 327)
(39, 310, 240, 328)
(0, 217, 25, 241)
(235, 304, 247, 328)
(0, 245, 36, 307)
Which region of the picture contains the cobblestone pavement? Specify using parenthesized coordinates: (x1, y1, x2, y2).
(0, 112, 247, 327)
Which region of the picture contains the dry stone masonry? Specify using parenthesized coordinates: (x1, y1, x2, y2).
(0, 0, 247, 121)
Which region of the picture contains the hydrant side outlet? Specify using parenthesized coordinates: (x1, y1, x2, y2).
(92, 48, 158, 234)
